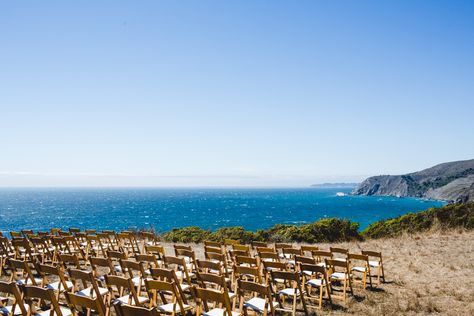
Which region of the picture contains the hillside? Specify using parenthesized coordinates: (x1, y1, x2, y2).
(352, 159, 474, 202)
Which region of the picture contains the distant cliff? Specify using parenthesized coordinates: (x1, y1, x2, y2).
(352, 159, 474, 203)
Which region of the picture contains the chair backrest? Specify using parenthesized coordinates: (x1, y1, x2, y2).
(64, 291, 106, 316)
(237, 279, 274, 315)
(312, 250, 333, 263)
(149, 268, 188, 304)
(8, 258, 38, 285)
(193, 287, 234, 316)
(145, 279, 187, 315)
(36, 263, 69, 290)
(330, 247, 348, 259)
(120, 259, 146, 280)
(114, 302, 160, 316)
(196, 272, 229, 293)
(90, 257, 115, 277)
(301, 245, 319, 255)
(325, 258, 350, 275)
(145, 245, 166, 259)
(361, 250, 383, 263)
(294, 255, 316, 266)
(235, 255, 258, 267)
(104, 274, 141, 305)
(258, 251, 280, 263)
(299, 263, 328, 282)
(204, 246, 222, 256)
(23, 285, 65, 316)
(58, 253, 82, 270)
(274, 243, 292, 252)
(234, 265, 262, 284)
(223, 239, 240, 246)
(0, 281, 28, 316)
(195, 259, 221, 274)
(204, 241, 221, 248)
(251, 241, 267, 249)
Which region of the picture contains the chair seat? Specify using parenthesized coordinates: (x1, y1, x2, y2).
(114, 265, 122, 273)
(330, 272, 350, 280)
(228, 291, 236, 300)
(369, 261, 381, 268)
(287, 260, 295, 266)
(307, 278, 324, 287)
(279, 288, 301, 297)
(352, 266, 367, 273)
(316, 262, 326, 267)
(244, 297, 278, 312)
(302, 270, 313, 276)
(77, 286, 109, 298)
(158, 303, 192, 313)
(46, 280, 74, 291)
(175, 271, 195, 279)
(2, 304, 30, 316)
(38, 306, 73, 316)
(116, 295, 149, 305)
(204, 308, 240, 316)
(16, 278, 42, 286)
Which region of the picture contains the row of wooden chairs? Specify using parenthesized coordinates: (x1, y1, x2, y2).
(0, 228, 385, 316)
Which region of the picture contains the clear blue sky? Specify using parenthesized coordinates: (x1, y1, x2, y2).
(1, 1, 473, 187)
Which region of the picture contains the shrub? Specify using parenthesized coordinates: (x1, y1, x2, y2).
(362, 202, 474, 239)
(161, 226, 212, 243)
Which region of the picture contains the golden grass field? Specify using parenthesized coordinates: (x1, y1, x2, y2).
(163, 229, 474, 315)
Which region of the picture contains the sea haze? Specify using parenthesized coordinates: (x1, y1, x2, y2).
(0, 188, 444, 234)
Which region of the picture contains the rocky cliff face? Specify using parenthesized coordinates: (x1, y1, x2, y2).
(352, 159, 474, 202)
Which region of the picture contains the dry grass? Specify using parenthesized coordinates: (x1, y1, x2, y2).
(163, 229, 474, 315)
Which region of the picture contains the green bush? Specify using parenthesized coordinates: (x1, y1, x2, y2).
(160, 218, 361, 243)
(362, 202, 474, 239)
(161, 226, 212, 243)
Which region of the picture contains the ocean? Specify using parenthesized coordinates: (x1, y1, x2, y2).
(0, 188, 444, 234)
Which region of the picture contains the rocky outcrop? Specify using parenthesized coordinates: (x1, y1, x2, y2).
(352, 159, 474, 202)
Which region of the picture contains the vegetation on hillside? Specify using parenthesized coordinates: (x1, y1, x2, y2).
(362, 202, 474, 239)
(159, 203, 474, 243)
(161, 218, 360, 243)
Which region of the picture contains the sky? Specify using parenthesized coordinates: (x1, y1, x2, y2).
(1, 1, 473, 187)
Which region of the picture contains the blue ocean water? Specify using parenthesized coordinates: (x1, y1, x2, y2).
(0, 188, 444, 234)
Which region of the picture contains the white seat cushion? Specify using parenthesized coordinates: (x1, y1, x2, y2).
(307, 278, 324, 287)
(46, 281, 74, 291)
(16, 278, 42, 286)
(179, 283, 190, 291)
(2, 304, 30, 316)
(116, 295, 149, 305)
(38, 306, 73, 316)
(228, 291, 236, 300)
(77, 286, 109, 298)
(279, 288, 301, 296)
(114, 265, 122, 272)
(369, 260, 381, 267)
(244, 297, 278, 312)
(158, 303, 191, 313)
(204, 308, 240, 316)
(331, 272, 350, 280)
(352, 266, 367, 273)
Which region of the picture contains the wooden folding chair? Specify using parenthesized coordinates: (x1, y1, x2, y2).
(196, 272, 237, 310)
(104, 274, 149, 307)
(203, 241, 221, 249)
(325, 259, 353, 302)
(192, 287, 239, 316)
(329, 247, 348, 262)
(144, 279, 192, 315)
(269, 270, 308, 316)
(149, 268, 189, 304)
(311, 250, 333, 267)
(64, 291, 107, 316)
(36, 263, 73, 301)
(23, 285, 72, 316)
(113, 301, 160, 316)
(261, 261, 288, 284)
(300, 263, 332, 310)
(90, 257, 116, 286)
(162, 257, 194, 289)
(144, 246, 165, 267)
(237, 279, 276, 316)
(8, 259, 41, 286)
(361, 250, 385, 285)
(300, 246, 318, 257)
(348, 253, 371, 289)
(67, 268, 109, 311)
(0, 281, 28, 316)
(107, 251, 128, 276)
(119, 260, 148, 292)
